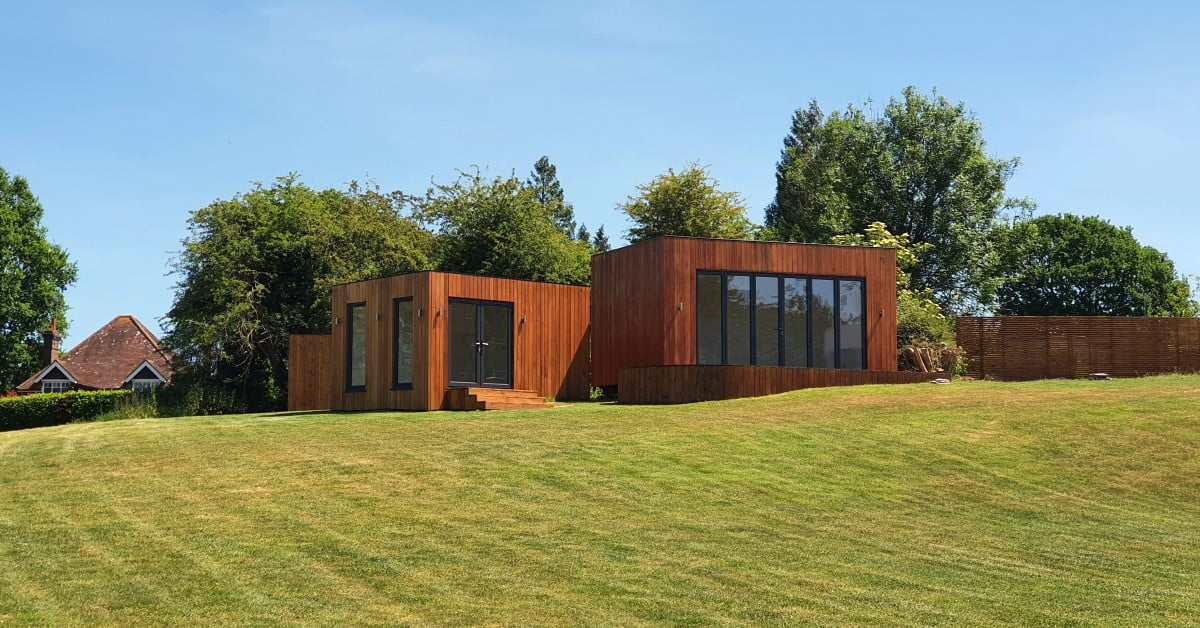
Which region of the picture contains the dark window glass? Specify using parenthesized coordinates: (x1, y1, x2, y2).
(394, 299, 414, 386)
(726, 275, 752, 365)
(783, 278, 808, 367)
(754, 276, 780, 366)
(811, 279, 836, 368)
(347, 303, 366, 390)
(839, 280, 864, 370)
(697, 274, 722, 365)
(449, 301, 477, 384)
(480, 304, 511, 385)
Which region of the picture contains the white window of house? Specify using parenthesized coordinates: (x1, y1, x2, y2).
(41, 380, 69, 393)
(130, 379, 162, 392)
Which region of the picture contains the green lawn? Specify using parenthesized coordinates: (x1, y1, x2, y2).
(1, 377, 1198, 625)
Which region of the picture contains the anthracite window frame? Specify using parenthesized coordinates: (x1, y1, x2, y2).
(696, 271, 867, 370)
(392, 297, 415, 390)
(345, 302, 367, 392)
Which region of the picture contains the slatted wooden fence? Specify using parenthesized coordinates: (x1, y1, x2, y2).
(288, 334, 333, 411)
(956, 316, 1200, 381)
(618, 365, 932, 404)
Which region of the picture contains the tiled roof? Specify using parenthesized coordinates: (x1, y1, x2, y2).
(16, 315, 172, 391)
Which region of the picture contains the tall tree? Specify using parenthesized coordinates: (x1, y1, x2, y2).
(0, 167, 77, 391)
(576, 223, 590, 244)
(592, 225, 611, 253)
(414, 168, 592, 285)
(620, 163, 752, 243)
(527, 156, 576, 237)
(766, 87, 1031, 312)
(992, 214, 1196, 316)
(163, 175, 433, 411)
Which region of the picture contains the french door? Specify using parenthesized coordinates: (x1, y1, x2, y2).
(448, 299, 513, 388)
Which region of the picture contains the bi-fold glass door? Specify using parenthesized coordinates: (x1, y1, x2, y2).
(448, 299, 513, 387)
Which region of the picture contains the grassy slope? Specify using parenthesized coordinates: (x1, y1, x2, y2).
(1, 377, 1198, 626)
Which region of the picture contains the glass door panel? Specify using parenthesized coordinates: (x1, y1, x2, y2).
(449, 301, 478, 385)
(811, 279, 837, 368)
(480, 304, 512, 386)
(754, 276, 780, 366)
(783, 278, 808, 367)
(449, 300, 513, 387)
(726, 275, 752, 365)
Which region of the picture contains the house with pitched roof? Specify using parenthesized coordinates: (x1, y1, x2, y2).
(14, 315, 172, 395)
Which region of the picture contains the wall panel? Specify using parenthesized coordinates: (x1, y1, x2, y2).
(287, 335, 332, 410)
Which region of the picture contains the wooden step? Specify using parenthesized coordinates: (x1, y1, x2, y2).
(447, 387, 551, 410)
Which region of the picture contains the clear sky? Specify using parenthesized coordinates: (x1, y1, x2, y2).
(3, 1, 1198, 346)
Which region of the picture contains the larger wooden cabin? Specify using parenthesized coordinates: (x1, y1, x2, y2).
(592, 237, 925, 403)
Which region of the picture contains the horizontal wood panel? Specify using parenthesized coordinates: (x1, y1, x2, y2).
(592, 237, 898, 386)
(287, 335, 333, 411)
(956, 316, 1200, 381)
(618, 365, 931, 404)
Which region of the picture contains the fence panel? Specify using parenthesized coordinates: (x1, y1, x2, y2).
(956, 316, 1200, 380)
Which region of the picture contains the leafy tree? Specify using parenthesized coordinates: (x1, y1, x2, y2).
(766, 87, 1031, 312)
(527, 156, 576, 237)
(620, 163, 753, 243)
(163, 175, 433, 411)
(992, 214, 1196, 316)
(414, 169, 591, 285)
(0, 167, 77, 391)
(832, 222, 955, 347)
(592, 225, 611, 253)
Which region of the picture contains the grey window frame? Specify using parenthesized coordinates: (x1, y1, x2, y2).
(696, 271, 867, 370)
(345, 302, 367, 392)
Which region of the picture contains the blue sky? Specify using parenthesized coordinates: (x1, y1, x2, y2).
(3, 1, 1198, 345)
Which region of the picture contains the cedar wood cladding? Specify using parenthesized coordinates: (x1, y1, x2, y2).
(329, 271, 590, 411)
(591, 237, 899, 387)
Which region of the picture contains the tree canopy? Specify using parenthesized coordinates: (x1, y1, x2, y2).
(992, 214, 1196, 316)
(526, 156, 576, 238)
(620, 163, 752, 243)
(162, 175, 433, 411)
(0, 167, 77, 391)
(765, 88, 1030, 312)
(414, 169, 592, 285)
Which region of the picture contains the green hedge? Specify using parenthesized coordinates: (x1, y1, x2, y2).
(0, 390, 135, 432)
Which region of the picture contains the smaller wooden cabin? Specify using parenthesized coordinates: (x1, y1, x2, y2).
(591, 236, 927, 403)
(289, 271, 590, 411)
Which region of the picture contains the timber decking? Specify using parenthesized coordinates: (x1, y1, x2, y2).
(957, 316, 1200, 381)
(617, 365, 931, 404)
(446, 388, 551, 411)
(287, 335, 333, 411)
(591, 237, 899, 387)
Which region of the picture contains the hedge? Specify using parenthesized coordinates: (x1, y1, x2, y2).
(0, 390, 135, 432)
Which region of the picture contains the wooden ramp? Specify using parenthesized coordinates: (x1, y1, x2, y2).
(446, 388, 551, 411)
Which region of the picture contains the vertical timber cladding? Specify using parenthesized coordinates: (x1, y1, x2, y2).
(331, 271, 591, 411)
(287, 334, 333, 411)
(957, 316, 1200, 381)
(590, 237, 899, 387)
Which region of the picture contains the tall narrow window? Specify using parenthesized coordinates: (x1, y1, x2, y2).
(783, 278, 808, 367)
(811, 279, 836, 368)
(346, 302, 366, 391)
(839, 280, 865, 370)
(754, 276, 780, 366)
(393, 298, 414, 388)
(696, 274, 722, 365)
(726, 275, 752, 365)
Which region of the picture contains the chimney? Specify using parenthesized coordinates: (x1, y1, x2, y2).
(42, 317, 61, 367)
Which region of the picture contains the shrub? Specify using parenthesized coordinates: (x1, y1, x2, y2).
(0, 390, 135, 432)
